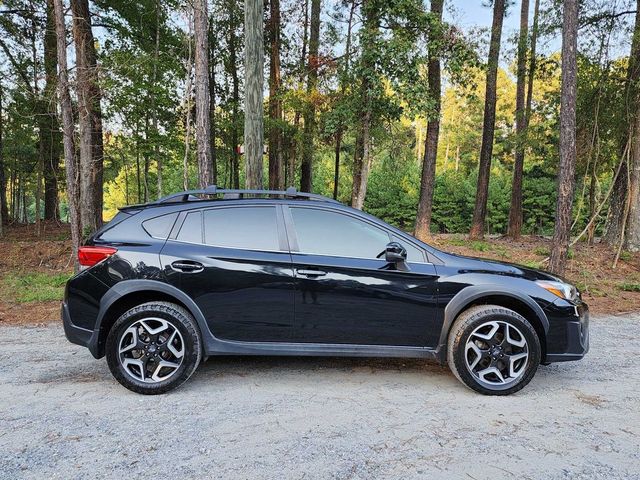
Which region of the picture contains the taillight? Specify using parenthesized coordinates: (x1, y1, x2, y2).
(78, 246, 118, 268)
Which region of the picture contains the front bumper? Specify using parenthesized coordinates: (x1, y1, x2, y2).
(544, 299, 589, 363)
(61, 302, 100, 358)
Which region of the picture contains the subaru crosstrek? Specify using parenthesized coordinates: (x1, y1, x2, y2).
(62, 186, 589, 395)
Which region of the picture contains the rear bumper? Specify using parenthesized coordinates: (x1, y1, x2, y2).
(61, 302, 100, 358)
(544, 300, 589, 363)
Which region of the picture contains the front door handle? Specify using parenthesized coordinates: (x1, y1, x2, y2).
(171, 260, 204, 273)
(296, 269, 327, 277)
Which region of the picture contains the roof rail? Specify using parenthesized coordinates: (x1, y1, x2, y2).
(153, 185, 341, 205)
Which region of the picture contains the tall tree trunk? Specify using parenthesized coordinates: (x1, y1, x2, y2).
(28, 11, 42, 232)
(605, 1, 640, 248)
(43, 0, 61, 221)
(469, 0, 506, 239)
(194, 0, 213, 188)
(287, 0, 310, 188)
(144, 114, 150, 202)
(227, 0, 240, 189)
(0, 83, 4, 235)
(208, 21, 218, 186)
(333, 0, 356, 200)
(333, 130, 341, 200)
(414, 0, 444, 241)
(619, 4, 640, 251)
(183, 13, 193, 191)
(268, 0, 284, 190)
(549, 0, 578, 275)
(244, 0, 264, 189)
(300, 0, 320, 192)
(153, 0, 163, 198)
(71, 0, 103, 234)
(53, 0, 81, 271)
(507, 0, 530, 239)
(351, 0, 378, 210)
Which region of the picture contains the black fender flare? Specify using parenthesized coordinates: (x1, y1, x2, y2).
(89, 279, 213, 357)
(435, 285, 550, 362)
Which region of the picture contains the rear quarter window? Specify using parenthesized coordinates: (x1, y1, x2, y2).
(142, 213, 179, 239)
(176, 211, 203, 243)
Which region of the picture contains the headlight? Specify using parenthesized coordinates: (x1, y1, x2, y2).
(536, 280, 578, 301)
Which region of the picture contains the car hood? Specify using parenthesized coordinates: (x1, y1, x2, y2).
(438, 251, 562, 282)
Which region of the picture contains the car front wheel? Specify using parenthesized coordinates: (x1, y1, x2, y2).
(106, 301, 202, 394)
(447, 304, 541, 395)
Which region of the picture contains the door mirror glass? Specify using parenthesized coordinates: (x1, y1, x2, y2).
(385, 242, 407, 263)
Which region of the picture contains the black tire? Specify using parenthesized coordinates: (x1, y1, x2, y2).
(447, 305, 541, 395)
(106, 301, 202, 394)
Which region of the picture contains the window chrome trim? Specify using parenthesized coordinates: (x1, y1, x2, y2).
(165, 237, 291, 255)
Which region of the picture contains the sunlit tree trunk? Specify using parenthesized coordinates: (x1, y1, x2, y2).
(183, 12, 193, 191)
(71, 0, 103, 233)
(0, 84, 4, 235)
(351, 0, 378, 210)
(301, 0, 320, 192)
(208, 20, 217, 186)
(153, 0, 163, 198)
(333, 0, 356, 200)
(226, 0, 241, 189)
(53, 0, 81, 271)
(507, 0, 530, 239)
(244, 0, 264, 189)
(469, 0, 506, 239)
(268, 0, 283, 190)
(549, 0, 578, 275)
(194, 0, 213, 188)
(605, 1, 640, 249)
(43, 0, 61, 221)
(414, 0, 444, 241)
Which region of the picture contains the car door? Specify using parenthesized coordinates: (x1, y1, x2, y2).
(160, 204, 295, 342)
(284, 205, 440, 347)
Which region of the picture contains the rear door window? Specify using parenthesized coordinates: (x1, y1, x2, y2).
(203, 206, 280, 251)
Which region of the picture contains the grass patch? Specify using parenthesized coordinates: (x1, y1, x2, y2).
(619, 251, 632, 262)
(469, 241, 490, 252)
(533, 246, 550, 256)
(2, 272, 71, 303)
(619, 282, 640, 292)
(446, 238, 467, 247)
(522, 260, 543, 269)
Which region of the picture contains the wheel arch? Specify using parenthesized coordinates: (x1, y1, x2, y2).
(92, 280, 210, 358)
(437, 286, 549, 363)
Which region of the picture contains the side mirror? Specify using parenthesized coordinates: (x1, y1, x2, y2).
(385, 241, 407, 264)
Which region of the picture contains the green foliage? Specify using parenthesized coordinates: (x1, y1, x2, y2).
(619, 251, 632, 262)
(2, 272, 71, 303)
(618, 282, 640, 292)
(533, 245, 550, 256)
(469, 240, 491, 252)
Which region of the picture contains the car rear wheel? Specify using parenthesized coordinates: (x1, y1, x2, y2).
(106, 302, 202, 394)
(447, 305, 541, 395)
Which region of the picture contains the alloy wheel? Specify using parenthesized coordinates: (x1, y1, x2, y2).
(118, 318, 185, 383)
(464, 320, 529, 387)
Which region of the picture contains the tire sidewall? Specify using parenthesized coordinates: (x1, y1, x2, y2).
(106, 304, 201, 394)
(452, 309, 541, 395)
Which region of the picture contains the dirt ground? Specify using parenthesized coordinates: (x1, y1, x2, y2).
(0, 315, 639, 479)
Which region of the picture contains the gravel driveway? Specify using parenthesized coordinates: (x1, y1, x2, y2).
(1, 314, 639, 479)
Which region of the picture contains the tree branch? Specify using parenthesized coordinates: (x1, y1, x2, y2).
(0, 38, 34, 95)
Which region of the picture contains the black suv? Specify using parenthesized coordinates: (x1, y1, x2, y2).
(62, 186, 589, 395)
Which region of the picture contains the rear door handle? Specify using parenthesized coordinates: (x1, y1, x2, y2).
(296, 269, 327, 277)
(171, 260, 204, 273)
